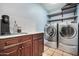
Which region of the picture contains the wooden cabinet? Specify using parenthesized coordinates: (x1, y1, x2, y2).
(0, 33, 44, 56)
(0, 46, 18, 56)
(33, 33, 44, 56)
(18, 35, 32, 56)
(17, 44, 22, 56)
(22, 42, 32, 56)
(0, 38, 19, 56)
(0, 40, 5, 48)
(33, 39, 39, 56)
(4, 38, 18, 46)
(38, 39, 44, 56)
(18, 40, 32, 56)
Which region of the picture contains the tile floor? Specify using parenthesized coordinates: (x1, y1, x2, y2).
(43, 45, 73, 56)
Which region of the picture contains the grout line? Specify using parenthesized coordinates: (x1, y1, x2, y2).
(51, 50, 56, 56)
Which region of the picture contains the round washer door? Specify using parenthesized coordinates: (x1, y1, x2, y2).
(45, 25, 56, 41)
(59, 25, 77, 39)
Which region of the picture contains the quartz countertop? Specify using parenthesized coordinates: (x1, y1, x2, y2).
(0, 32, 44, 39)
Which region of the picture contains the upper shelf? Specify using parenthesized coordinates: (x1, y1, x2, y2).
(48, 16, 77, 22)
(61, 4, 77, 10)
(48, 7, 76, 18)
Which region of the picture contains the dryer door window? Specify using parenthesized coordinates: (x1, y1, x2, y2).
(47, 26, 56, 37)
(60, 25, 76, 38)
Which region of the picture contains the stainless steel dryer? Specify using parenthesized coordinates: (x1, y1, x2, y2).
(58, 22, 78, 55)
(44, 23, 58, 48)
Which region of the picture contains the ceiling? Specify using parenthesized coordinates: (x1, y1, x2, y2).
(40, 3, 66, 13)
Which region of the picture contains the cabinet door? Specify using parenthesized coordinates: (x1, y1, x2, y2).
(22, 41, 32, 56)
(33, 39, 39, 56)
(24, 45, 32, 56)
(38, 39, 44, 56)
(21, 46, 25, 56)
(8, 50, 18, 56)
(17, 44, 22, 56)
(0, 46, 18, 56)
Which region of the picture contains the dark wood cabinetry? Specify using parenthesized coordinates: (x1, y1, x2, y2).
(0, 33, 44, 56)
(20, 40, 32, 56)
(18, 35, 33, 56)
(33, 39, 39, 56)
(0, 45, 18, 56)
(33, 33, 44, 56)
(38, 39, 44, 56)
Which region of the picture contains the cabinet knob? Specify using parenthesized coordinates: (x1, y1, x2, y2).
(22, 46, 24, 49)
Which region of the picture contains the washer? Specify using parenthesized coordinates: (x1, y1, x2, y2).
(44, 23, 58, 48)
(58, 22, 78, 55)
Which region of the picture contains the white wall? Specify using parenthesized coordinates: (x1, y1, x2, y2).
(41, 3, 66, 13)
(0, 3, 48, 33)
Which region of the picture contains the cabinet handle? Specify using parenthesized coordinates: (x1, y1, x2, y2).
(22, 46, 24, 49)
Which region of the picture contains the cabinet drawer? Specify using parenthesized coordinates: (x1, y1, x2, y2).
(5, 38, 18, 46)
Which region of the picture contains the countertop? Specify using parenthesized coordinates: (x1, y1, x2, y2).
(0, 32, 44, 39)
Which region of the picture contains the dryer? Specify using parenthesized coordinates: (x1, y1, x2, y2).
(44, 23, 58, 48)
(58, 22, 78, 55)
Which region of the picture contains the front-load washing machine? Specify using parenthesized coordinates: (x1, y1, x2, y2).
(58, 22, 78, 55)
(44, 23, 58, 49)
